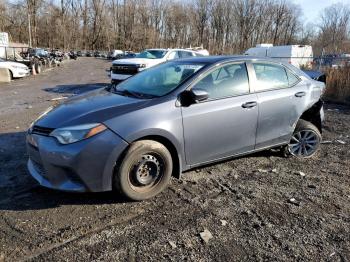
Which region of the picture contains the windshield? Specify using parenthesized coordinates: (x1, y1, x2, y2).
(136, 50, 167, 59)
(114, 62, 205, 97)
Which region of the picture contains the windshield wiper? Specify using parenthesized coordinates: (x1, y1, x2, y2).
(112, 86, 158, 99)
(113, 89, 139, 98)
(132, 92, 158, 99)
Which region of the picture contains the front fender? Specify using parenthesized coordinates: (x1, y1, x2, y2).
(104, 99, 187, 173)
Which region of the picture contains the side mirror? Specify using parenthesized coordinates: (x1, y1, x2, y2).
(179, 88, 209, 107)
(191, 88, 209, 102)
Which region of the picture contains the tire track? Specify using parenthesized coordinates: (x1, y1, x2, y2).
(18, 211, 144, 262)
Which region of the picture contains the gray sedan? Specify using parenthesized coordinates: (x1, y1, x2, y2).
(27, 56, 325, 200)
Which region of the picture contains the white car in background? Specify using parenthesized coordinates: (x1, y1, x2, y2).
(108, 50, 124, 60)
(0, 58, 30, 79)
(110, 48, 208, 85)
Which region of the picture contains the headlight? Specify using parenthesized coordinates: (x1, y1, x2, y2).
(50, 123, 107, 144)
(136, 64, 146, 68)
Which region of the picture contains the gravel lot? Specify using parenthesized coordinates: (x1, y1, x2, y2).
(0, 57, 349, 261)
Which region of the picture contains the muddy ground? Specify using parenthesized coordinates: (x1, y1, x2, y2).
(0, 57, 349, 261)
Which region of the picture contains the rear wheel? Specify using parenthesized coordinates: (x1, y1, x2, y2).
(286, 120, 321, 158)
(114, 140, 173, 201)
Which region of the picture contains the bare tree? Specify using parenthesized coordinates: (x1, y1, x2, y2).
(318, 3, 350, 53)
(1, 0, 348, 56)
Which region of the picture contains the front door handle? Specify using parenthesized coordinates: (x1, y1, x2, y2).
(295, 91, 306, 97)
(242, 101, 257, 108)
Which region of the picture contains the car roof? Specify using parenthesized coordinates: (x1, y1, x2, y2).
(174, 55, 287, 65)
(145, 48, 200, 52)
(146, 49, 167, 52)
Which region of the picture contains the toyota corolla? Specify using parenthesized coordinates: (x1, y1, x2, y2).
(27, 56, 325, 200)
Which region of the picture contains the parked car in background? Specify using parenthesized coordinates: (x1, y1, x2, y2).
(27, 56, 324, 201)
(187, 47, 210, 56)
(111, 52, 137, 61)
(121, 51, 136, 59)
(68, 51, 78, 60)
(50, 49, 63, 58)
(94, 51, 102, 57)
(0, 58, 30, 78)
(313, 53, 350, 69)
(12, 56, 31, 68)
(244, 44, 313, 69)
(86, 51, 93, 57)
(110, 48, 209, 85)
(108, 49, 124, 60)
(302, 70, 326, 84)
(77, 50, 87, 57)
(28, 48, 49, 58)
(1, 48, 31, 68)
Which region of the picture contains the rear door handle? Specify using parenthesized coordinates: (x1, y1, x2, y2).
(242, 101, 257, 108)
(295, 91, 306, 97)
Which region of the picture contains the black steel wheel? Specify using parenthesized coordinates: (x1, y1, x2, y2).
(114, 140, 173, 201)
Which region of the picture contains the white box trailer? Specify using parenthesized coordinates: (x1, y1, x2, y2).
(244, 44, 313, 69)
(0, 32, 9, 59)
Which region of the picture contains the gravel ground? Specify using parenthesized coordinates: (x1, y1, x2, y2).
(0, 57, 349, 261)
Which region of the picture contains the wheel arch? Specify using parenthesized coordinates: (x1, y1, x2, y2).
(8, 69, 14, 79)
(114, 134, 183, 180)
(299, 99, 323, 133)
(133, 135, 182, 179)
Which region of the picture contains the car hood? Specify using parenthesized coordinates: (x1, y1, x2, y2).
(35, 88, 151, 129)
(112, 58, 162, 66)
(0, 61, 28, 69)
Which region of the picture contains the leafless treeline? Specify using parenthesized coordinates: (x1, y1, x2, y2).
(0, 0, 349, 55)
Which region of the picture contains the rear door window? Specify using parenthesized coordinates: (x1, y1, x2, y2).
(253, 63, 289, 91)
(286, 69, 300, 86)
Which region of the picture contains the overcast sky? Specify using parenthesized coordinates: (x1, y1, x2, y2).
(293, 0, 350, 24)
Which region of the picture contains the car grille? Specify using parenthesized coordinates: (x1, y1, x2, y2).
(112, 64, 138, 75)
(32, 125, 54, 136)
(66, 170, 83, 184)
(32, 160, 46, 177)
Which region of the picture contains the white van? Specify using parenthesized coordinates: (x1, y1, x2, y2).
(244, 44, 313, 69)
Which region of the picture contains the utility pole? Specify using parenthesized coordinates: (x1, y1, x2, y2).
(27, 0, 32, 47)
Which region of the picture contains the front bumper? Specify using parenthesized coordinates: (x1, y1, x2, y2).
(13, 68, 30, 78)
(26, 129, 128, 192)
